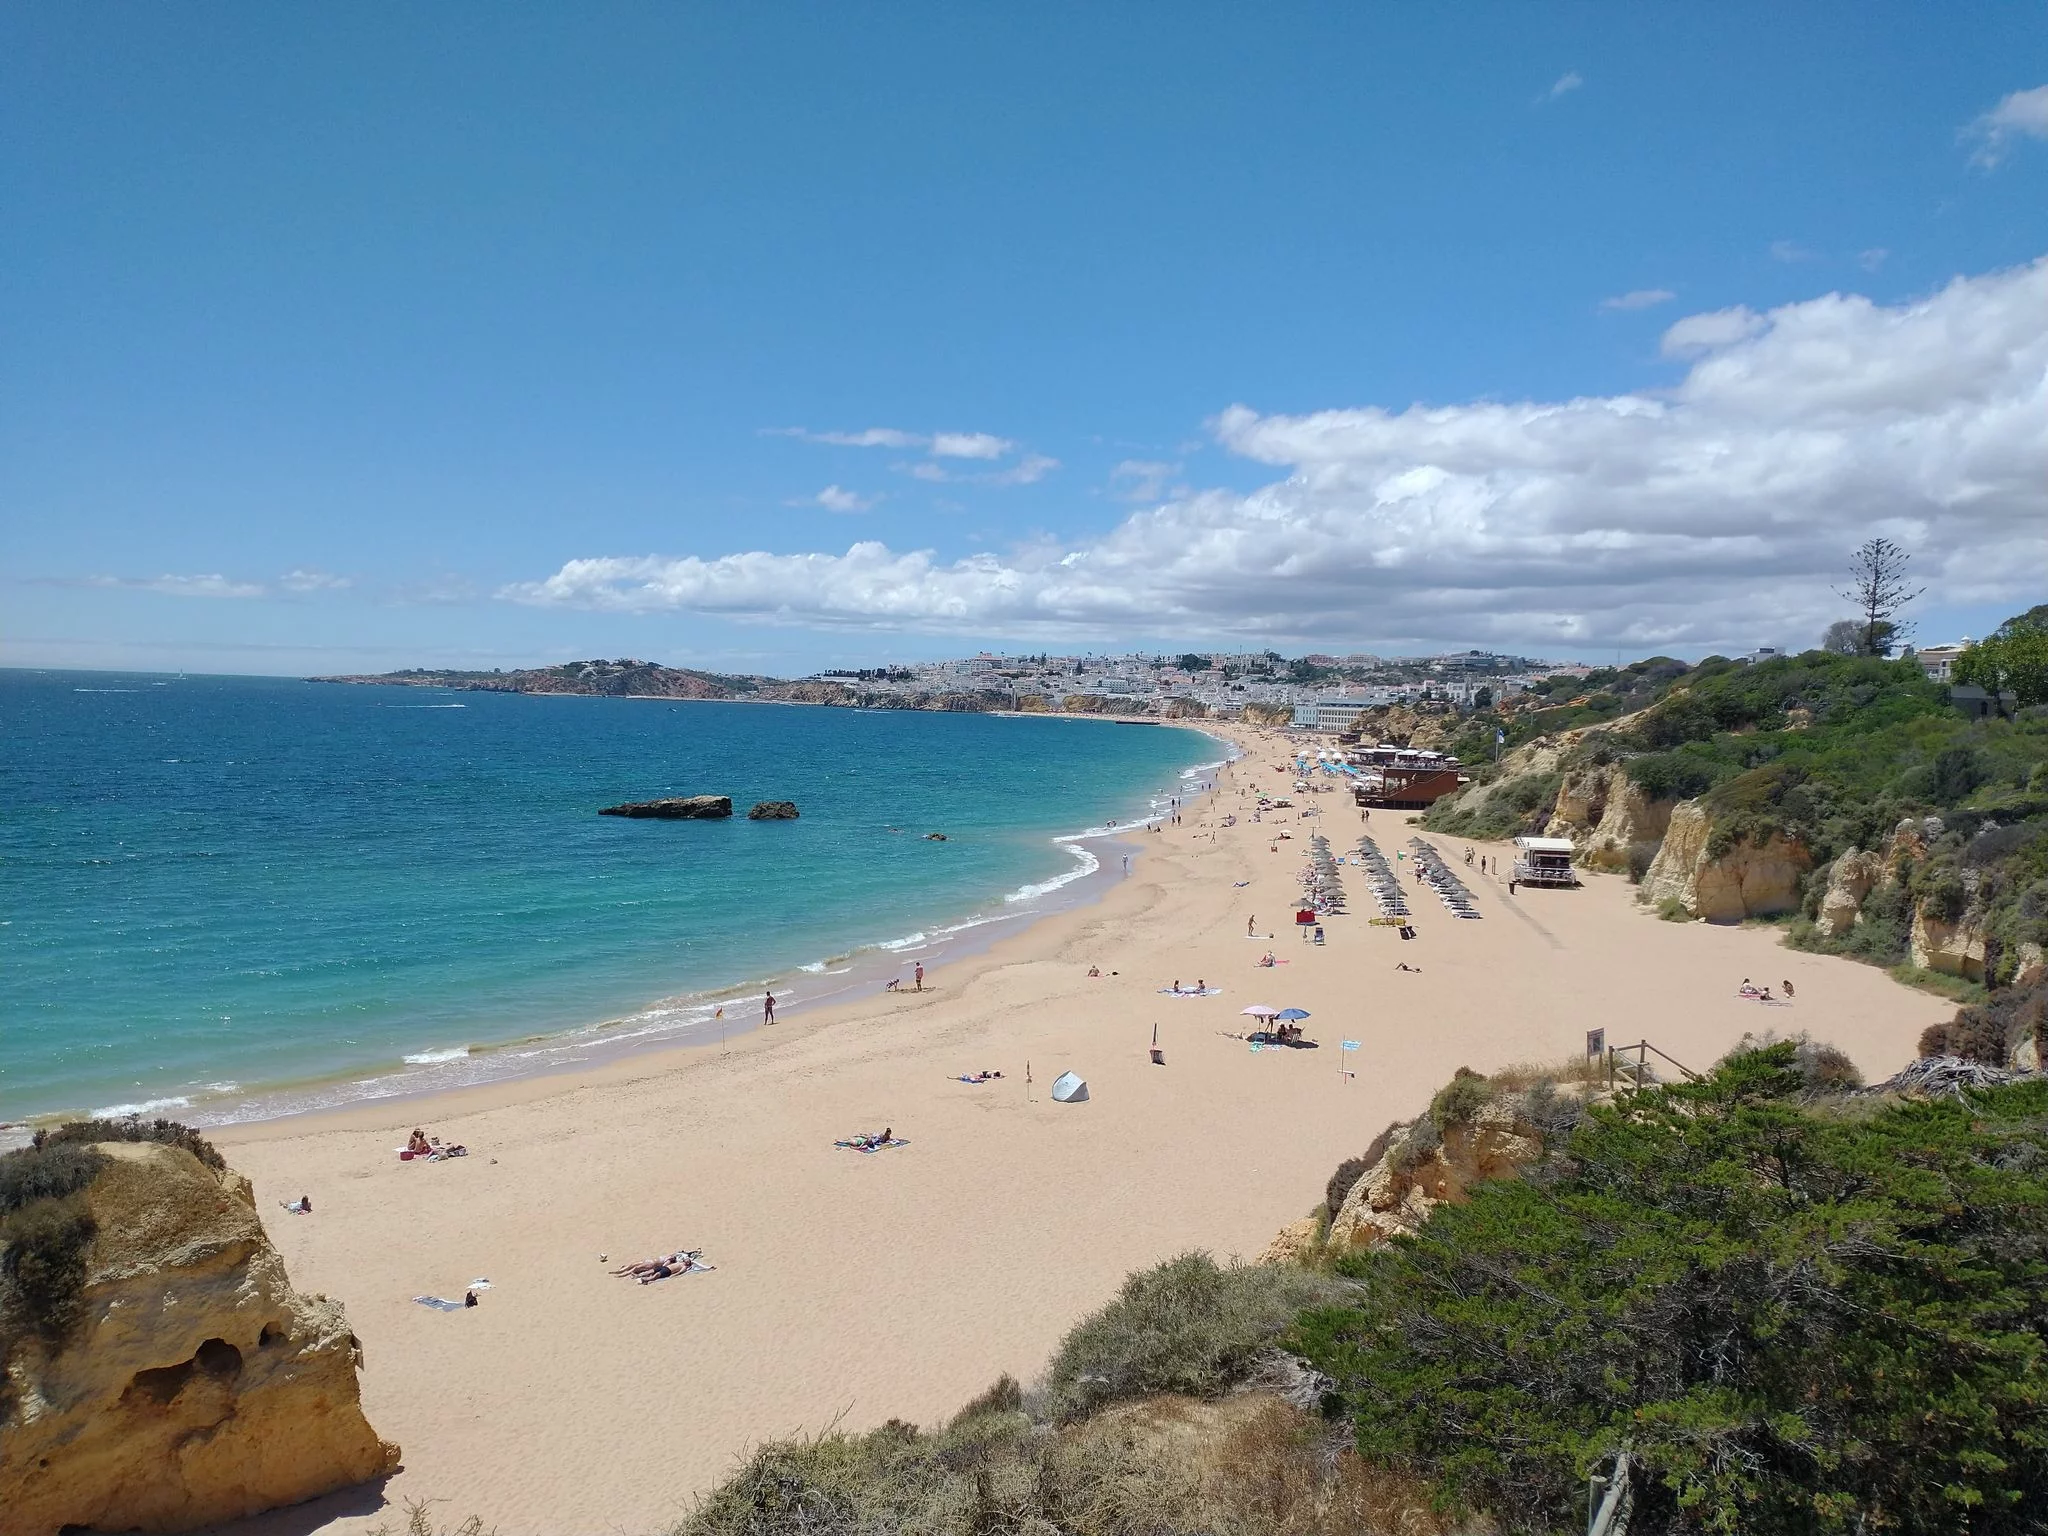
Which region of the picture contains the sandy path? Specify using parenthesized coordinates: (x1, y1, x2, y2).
(211, 734, 1945, 1535)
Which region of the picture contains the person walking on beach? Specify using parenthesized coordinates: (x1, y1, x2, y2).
(914, 962, 925, 992)
(763, 990, 777, 1025)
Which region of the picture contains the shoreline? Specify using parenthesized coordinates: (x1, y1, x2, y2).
(201, 726, 1950, 1536)
(9, 720, 1236, 1141)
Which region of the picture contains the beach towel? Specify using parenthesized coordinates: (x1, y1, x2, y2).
(835, 1136, 910, 1153)
(1156, 987, 1221, 997)
(413, 1296, 468, 1311)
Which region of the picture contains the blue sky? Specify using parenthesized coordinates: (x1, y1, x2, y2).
(4, 5, 2045, 676)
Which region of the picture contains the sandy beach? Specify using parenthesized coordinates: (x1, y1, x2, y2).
(210, 724, 1947, 1536)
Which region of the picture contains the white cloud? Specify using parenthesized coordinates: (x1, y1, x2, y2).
(795, 484, 880, 514)
(279, 569, 352, 592)
(506, 257, 2048, 653)
(1600, 288, 1676, 312)
(1110, 460, 1183, 501)
(1658, 306, 1766, 358)
(766, 426, 923, 449)
(928, 431, 1014, 460)
(984, 453, 1059, 486)
(1545, 71, 1583, 101)
(1770, 240, 1818, 263)
(88, 573, 268, 599)
(1858, 248, 1890, 273)
(1967, 83, 2048, 167)
(904, 453, 1058, 487)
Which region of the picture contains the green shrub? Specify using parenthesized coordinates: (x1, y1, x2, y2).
(1428, 1069, 1491, 1128)
(1, 1193, 98, 1342)
(1043, 1253, 1349, 1421)
(1389, 1115, 1442, 1175)
(1293, 1045, 2048, 1535)
(1655, 895, 1691, 922)
(0, 1142, 108, 1215)
(37, 1117, 223, 1171)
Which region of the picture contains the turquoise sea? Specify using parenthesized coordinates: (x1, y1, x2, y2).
(1, 672, 1224, 1126)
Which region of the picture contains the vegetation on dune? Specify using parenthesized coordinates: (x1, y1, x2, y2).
(1419, 609, 2048, 991)
(1043, 1254, 1351, 1422)
(677, 1254, 1414, 1536)
(1293, 1042, 2048, 1534)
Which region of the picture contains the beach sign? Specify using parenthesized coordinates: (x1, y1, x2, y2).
(1586, 1027, 1606, 1059)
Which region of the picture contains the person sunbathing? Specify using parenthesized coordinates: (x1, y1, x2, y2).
(612, 1251, 689, 1277)
(407, 1129, 432, 1156)
(861, 1126, 894, 1149)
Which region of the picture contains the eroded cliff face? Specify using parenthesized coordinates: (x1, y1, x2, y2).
(1325, 1101, 1543, 1251)
(1911, 904, 1991, 981)
(1816, 849, 1884, 938)
(1638, 800, 1812, 923)
(0, 1142, 397, 1535)
(1545, 763, 1673, 872)
(1262, 1087, 1563, 1265)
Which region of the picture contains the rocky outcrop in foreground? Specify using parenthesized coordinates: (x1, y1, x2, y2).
(600, 795, 733, 819)
(1263, 1070, 1577, 1265)
(0, 1138, 396, 1534)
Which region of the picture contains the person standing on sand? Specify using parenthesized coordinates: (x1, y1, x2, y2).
(914, 962, 925, 992)
(763, 990, 777, 1025)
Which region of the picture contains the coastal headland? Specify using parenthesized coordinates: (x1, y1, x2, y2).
(210, 721, 1944, 1536)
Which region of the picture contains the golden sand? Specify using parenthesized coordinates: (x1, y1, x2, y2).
(213, 725, 1943, 1535)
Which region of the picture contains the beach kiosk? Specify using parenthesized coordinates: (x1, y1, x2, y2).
(1512, 836, 1580, 888)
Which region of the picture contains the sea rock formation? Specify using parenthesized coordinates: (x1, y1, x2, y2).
(599, 795, 733, 819)
(1815, 848, 1884, 938)
(746, 801, 799, 820)
(1638, 800, 1812, 922)
(0, 1141, 397, 1534)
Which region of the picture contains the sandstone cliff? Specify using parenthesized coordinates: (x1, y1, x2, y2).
(1911, 903, 1990, 981)
(1814, 848, 1884, 938)
(0, 1140, 396, 1534)
(1638, 799, 1812, 922)
(1263, 1071, 1576, 1265)
(1544, 762, 1674, 872)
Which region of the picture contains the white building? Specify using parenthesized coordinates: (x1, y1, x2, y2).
(1918, 642, 1971, 683)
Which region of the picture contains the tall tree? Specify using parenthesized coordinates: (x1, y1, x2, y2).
(1834, 537, 1922, 656)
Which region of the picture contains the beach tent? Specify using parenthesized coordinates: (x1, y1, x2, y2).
(1050, 1071, 1089, 1103)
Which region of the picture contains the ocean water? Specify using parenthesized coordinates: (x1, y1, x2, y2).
(0, 672, 1223, 1125)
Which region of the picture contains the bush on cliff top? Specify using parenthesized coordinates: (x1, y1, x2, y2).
(35, 1116, 224, 1171)
(1044, 1253, 1351, 1421)
(1292, 1042, 2048, 1534)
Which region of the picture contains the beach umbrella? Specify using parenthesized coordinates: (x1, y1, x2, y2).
(1275, 1008, 1311, 1021)
(1241, 1004, 1281, 1019)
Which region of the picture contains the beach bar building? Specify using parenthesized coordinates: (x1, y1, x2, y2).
(1512, 836, 1580, 887)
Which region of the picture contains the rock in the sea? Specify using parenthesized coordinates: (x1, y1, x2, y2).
(746, 801, 799, 820)
(924, 832, 948, 841)
(599, 795, 732, 819)
(0, 1139, 398, 1534)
